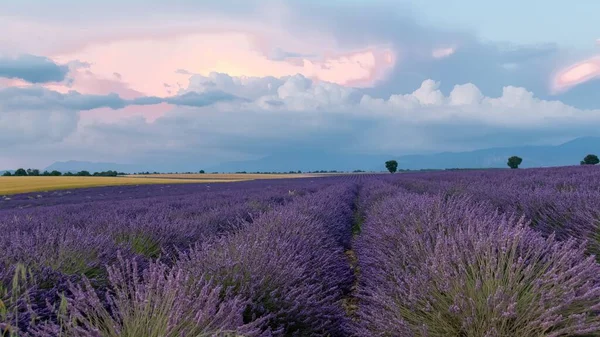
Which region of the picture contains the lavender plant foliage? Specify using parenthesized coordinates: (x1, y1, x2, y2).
(0, 176, 341, 210)
(3, 170, 600, 335)
(0, 176, 350, 334)
(178, 184, 357, 336)
(354, 190, 600, 336)
(62, 254, 264, 337)
(391, 166, 600, 259)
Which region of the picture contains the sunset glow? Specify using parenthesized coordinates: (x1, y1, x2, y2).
(46, 33, 397, 98)
(552, 57, 600, 93)
(432, 47, 456, 59)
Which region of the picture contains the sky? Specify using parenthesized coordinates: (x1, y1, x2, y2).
(1, 0, 600, 169)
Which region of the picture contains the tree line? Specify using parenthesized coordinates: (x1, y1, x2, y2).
(384, 154, 600, 173)
(5, 154, 599, 178)
(2, 169, 127, 177)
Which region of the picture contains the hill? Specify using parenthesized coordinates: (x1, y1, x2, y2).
(36, 137, 600, 173)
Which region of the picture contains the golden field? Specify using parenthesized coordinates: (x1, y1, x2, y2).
(0, 176, 245, 195)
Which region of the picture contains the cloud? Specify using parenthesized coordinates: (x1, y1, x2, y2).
(2, 1, 600, 167)
(132, 91, 243, 107)
(0, 85, 242, 146)
(0, 86, 240, 111)
(67, 60, 92, 70)
(267, 47, 315, 61)
(10, 73, 595, 169)
(432, 47, 456, 59)
(552, 56, 600, 93)
(6, 0, 595, 106)
(0, 54, 69, 83)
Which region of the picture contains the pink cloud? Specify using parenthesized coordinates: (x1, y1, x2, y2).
(0, 78, 30, 89)
(50, 33, 396, 98)
(551, 56, 600, 93)
(317, 48, 396, 87)
(432, 47, 456, 59)
(44, 69, 144, 99)
(80, 103, 173, 125)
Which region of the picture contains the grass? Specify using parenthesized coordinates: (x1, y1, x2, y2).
(114, 232, 162, 259)
(0, 176, 245, 195)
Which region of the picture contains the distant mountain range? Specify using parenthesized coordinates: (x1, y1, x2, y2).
(207, 137, 600, 172)
(7, 137, 598, 174)
(396, 137, 600, 170)
(44, 161, 141, 173)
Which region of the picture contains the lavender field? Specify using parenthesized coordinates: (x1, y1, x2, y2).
(2, 168, 600, 336)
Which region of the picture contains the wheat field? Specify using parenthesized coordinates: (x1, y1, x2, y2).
(0, 176, 245, 195)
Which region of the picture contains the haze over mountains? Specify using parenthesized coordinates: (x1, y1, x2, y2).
(28, 137, 600, 173)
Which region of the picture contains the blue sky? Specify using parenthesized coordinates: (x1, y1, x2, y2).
(0, 0, 599, 169)
(411, 0, 600, 48)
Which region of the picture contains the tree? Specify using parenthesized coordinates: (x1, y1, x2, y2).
(385, 160, 398, 173)
(93, 170, 118, 177)
(50, 170, 62, 176)
(581, 154, 600, 165)
(2, 171, 11, 176)
(14, 168, 27, 176)
(507, 156, 523, 169)
(76, 171, 91, 176)
(26, 168, 40, 176)
(199, 170, 205, 174)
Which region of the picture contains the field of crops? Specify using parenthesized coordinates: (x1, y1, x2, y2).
(2, 167, 600, 336)
(127, 173, 325, 180)
(0, 176, 247, 196)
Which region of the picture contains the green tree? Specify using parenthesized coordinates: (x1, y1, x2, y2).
(507, 156, 523, 169)
(581, 154, 600, 165)
(50, 170, 62, 176)
(2, 171, 12, 176)
(26, 168, 40, 176)
(14, 168, 27, 176)
(199, 170, 205, 174)
(76, 170, 91, 176)
(385, 160, 398, 173)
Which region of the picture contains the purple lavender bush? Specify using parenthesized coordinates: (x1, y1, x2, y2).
(0, 177, 345, 334)
(392, 167, 600, 261)
(178, 185, 357, 336)
(61, 255, 264, 337)
(354, 191, 600, 336)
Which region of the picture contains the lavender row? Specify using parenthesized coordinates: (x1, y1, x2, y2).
(175, 182, 358, 335)
(352, 182, 600, 336)
(0, 178, 358, 336)
(0, 176, 345, 210)
(0, 179, 342, 335)
(391, 167, 600, 259)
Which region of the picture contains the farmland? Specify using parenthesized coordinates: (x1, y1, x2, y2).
(0, 173, 337, 196)
(2, 167, 600, 336)
(127, 173, 325, 180)
(0, 176, 247, 195)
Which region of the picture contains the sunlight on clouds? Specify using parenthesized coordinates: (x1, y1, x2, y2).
(552, 56, 600, 93)
(304, 48, 396, 87)
(432, 47, 456, 59)
(0, 78, 29, 89)
(50, 32, 396, 97)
